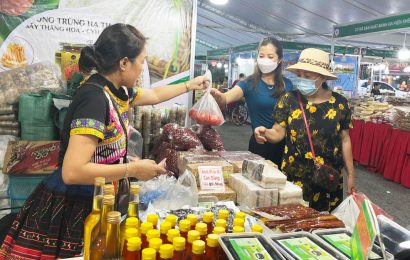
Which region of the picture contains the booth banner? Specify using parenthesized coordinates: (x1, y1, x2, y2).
(0, 0, 195, 106)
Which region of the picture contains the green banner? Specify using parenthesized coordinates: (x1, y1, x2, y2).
(334, 13, 410, 38)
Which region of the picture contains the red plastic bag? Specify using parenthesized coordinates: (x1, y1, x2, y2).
(189, 70, 224, 126)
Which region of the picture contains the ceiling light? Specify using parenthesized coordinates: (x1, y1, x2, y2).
(398, 33, 410, 60)
(224, 64, 228, 69)
(210, 0, 229, 5)
(403, 66, 410, 73)
(225, 69, 228, 73)
(217, 62, 222, 68)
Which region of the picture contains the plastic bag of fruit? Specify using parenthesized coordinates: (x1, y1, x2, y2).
(189, 70, 224, 126)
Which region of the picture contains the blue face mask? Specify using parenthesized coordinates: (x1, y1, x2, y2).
(294, 77, 319, 96)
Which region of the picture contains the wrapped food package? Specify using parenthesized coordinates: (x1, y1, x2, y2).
(229, 173, 278, 208)
(255, 204, 320, 219)
(177, 150, 217, 171)
(278, 181, 304, 205)
(186, 161, 234, 185)
(198, 186, 236, 203)
(264, 214, 344, 232)
(218, 151, 264, 172)
(196, 125, 224, 151)
(162, 123, 203, 151)
(179, 154, 221, 173)
(242, 160, 287, 189)
(156, 148, 179, 176)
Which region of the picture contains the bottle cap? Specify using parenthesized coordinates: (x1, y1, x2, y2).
(94, 177, 105, 186)
(103, 184, 114, 195)
(140, 222, 154, 234)
(178, 219, 191, 232)
(235, 211, 246, 220)
(202, 212, 214, 223)
(127, 237, 142, 251)
(215, 219, 227, 228)
(102, 194, 115, 205)
(252, 224, 263, 233)
(218, 209, 229, 220)
(149, 237, 163, 251)
(125, 217, 139, 229)
(130, 184, 140, 194)
(206, 234, 219, 247)
(173, 237, 186, 251)
(159, 244, 174, 259)
(192, 240, 205, 255)
(146, 229, 160, 241)
(186, 214, 198, 226)
(125, 228, 139, 239)
(147, 214, 159, 226)
(165, 214, 177, 227)
(142, 248, 156, 260)
(160, 221, 172, 235)
(213, 226, 225, 234)
(187, 230, 200, 243)
(233, 226, 245, 233)
(167, 229, 180, 243)
(106, 211, 121, 223)
(195, 223, 207, 235)
(233, 218, 245, 227)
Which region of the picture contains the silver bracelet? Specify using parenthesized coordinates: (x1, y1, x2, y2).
(124, 163, 129, 179)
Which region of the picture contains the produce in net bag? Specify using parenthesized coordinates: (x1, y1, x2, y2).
(162, 123, 202, 151)
(189, 70, 224, 126)
(196, 125, 224, 151)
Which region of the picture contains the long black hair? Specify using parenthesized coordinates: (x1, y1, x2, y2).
(247, 37, 285, 97)
(79, 23, 146, 74)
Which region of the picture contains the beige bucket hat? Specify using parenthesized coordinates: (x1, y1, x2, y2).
(286, 48, 337, 80)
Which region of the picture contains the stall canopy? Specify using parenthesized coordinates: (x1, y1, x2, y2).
(196, 0, 410, 55)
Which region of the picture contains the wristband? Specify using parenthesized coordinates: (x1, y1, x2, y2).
(184, 81, 191, 92)
(124, 163, 129, 179)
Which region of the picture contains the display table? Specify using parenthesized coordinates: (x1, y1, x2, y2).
(350, 120, 410, 188)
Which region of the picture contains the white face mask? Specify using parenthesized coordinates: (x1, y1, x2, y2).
(257, 58, 278, 74)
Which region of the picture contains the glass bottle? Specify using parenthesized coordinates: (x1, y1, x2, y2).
(212, 227, 225, 235)
(217, 210, 229, 221)
(147, 229, 161, 244)
(83, 177, 105, 260)
(104, 184, 115, 196)
(191, 240, 205, 260)
(147, 213, 159, 229)
(202, 212, 214, 235)
(185, 230, 200, 260)
(121, 217, 140, 254)
(186, 214, 198, 230)
(103, 211, 121, 259)
(233, 218, 245, 228)
(122, 228, 139, 257)
(172, 237, 186, 260)
(167, 229, 180, 244)
(159, 244, 174, 260)
(128, 184, 140, 218)
(90, 194, 115, 260)
(205, 234, 219, 259)
(232, 226, 244, 233)
(165, 214, 177, 229)
(140, 222, 154, 249)
(178, 219, 191, 240)
(251, 224, 263, 233)
(142, 248, 157, 260)
(160, 221, 172, 242)
(124, 237, 142, 260)
(149, 237, 163, 259)
(195, 223, 208, 241)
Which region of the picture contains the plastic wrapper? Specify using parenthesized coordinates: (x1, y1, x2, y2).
(179, 154, 221, 173)
(26, 62, 64, 93)
(229, 173, 278, 209)
(177, 150, 217, 170)
(0, 105, 16, 115)
(278, 181, 304, 205)
(162, 123, 203, 151)
(0, 135, 17, 168)
(156, 148, 179, 177)
(255, 204, 321, 220)
(127, 126, 143, 160)
(242, 160, 287, 189)
(138, 174, 177, 210)
(196, 125, 224, 151)
(0, 128, 19, 136)
(264, 214, 344, 232)
(186, 161, 234, 186)
(198, 186, 236, 203)
(0, 114, 16, 121)
(0, 121, 19, 128)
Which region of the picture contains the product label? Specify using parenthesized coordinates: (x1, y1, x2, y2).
(198, 166, 225, 191)
(322, 233, 382, 259)
(229, 238, 273, 260)
(277, 237, 336, 260)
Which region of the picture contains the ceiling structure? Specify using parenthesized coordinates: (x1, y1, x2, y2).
(195, 0, 410, 56)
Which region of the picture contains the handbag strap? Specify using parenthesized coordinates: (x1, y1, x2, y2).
(296, 92, 316, 161)
(86, 82, 128, 162)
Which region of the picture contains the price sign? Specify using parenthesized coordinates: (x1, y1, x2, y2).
(198, 166, 225, 191)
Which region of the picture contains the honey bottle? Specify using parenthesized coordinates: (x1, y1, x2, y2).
(172, 237, 186, 260)
(103, 211, 122, 259)
(190, 240, 205, 260)
(167, 229, 180, 244)
(165, 214, 177, 229)
(124, 237, 142, 260)
(232, 226, 244, 233)
(159, 244, 174, 260)
(212, 227, 225, 235)
(214, 219, 227, 230)
(185, 230, 200, 260)
(178, 219, 191, 240)
(233, 218, 245, 228)
(149, 237, 163, 259)
(140, 222, 154, 249)
(83, 177, 105, 260)
(90, 194, 115, 260)
(186, 214, 198, 230)
(195, 223, 208, 241)
(217, 210, 229, 221)
(122, 228, 138, 257)
(235, 211, 246, 220)
(202, 212, 214, 235)
(160, 221, 172, 242)
(121, 217, 140, 254)
(147, 213, 159, 229)
(142, 248, 157, 260)
(251, 224, 263, 233)
(205, 234, 219, 259)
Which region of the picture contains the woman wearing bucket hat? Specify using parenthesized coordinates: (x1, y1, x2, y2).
(211, 37, 293, 168)
(254, 48, 355, 212)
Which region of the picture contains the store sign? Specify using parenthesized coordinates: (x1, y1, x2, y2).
(334, 13, 410, 38)
(198, 166, 225, 191)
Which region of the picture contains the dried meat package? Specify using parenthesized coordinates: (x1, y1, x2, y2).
(156, 148, 179, 177)
(196, 125, 224, 151)
(162, 123, 203, 151)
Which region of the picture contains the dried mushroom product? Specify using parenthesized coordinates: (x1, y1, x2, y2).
(156, 148, 179, 176)
(0, 105, 16, 115)
(0, 121, 19, 128)
(162, 123, 202, 151)
(197, 125, 224, 151)
(4, 88, 21, 104)
(26, 62, 63, 93)
(0, 114, 16, 121)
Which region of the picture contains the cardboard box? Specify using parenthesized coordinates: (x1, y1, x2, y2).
(198, 186, 237, 203)
(3, 141, 60, 174)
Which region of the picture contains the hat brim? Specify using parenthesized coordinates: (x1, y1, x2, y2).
(286, 63, 337, 80)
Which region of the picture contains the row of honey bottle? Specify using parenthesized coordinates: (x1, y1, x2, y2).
(83, 177, 141, 259)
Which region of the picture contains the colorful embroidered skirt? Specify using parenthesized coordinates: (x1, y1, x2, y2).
(0, 169, 93, 259)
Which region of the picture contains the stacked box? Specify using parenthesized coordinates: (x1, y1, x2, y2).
(278, 181, 304, 205)
(242, 160, 287, 189)
(198, 186, 237, 203)
(229, 173, 278, 208)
